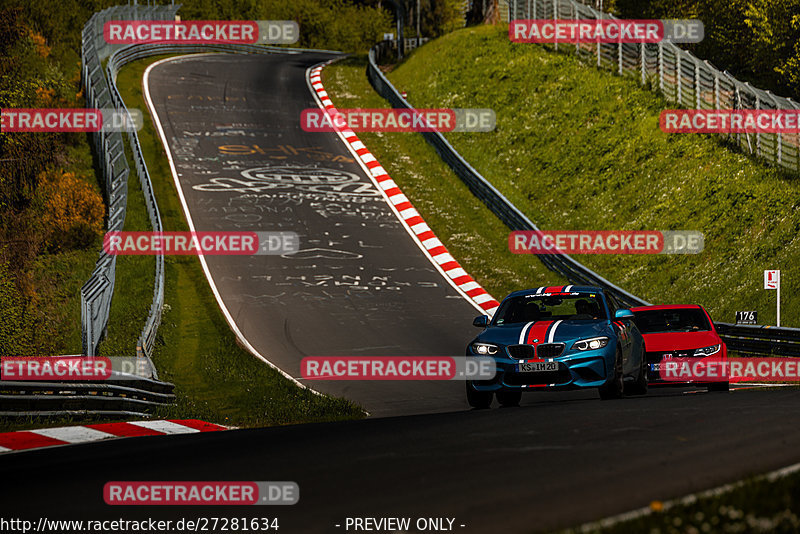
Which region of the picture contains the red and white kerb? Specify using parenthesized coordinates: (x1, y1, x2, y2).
(307, 65, 499, 316)
(0, 420, 228, 454)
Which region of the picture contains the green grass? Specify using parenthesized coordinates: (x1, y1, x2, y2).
(351, 24, 797, 327)
(324, 56, 565, 301)
(101, 55, 364, 427)
(572, 469, 800, 533)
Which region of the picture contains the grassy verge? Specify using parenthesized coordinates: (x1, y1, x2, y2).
(572, 469, 800, 533)
(324, 56, 565, 301)
(101, 55, 364, 427)
(361, 24, 797, 328)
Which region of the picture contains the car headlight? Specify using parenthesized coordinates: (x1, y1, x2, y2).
(694, 344, 721, 356)
(571, 337, 609, 351)
(472, 343, 499, 356)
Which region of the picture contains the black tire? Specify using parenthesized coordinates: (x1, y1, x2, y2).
(708, 381, 730, 392)
(599, 349, 624, 400)
(626, 345, 649, 396)
(466, 381, 493, 409)
(496, 389, 522, 407)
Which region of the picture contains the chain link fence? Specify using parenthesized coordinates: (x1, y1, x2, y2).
(502, 0, 800, 172)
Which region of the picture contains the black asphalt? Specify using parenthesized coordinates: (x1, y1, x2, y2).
(145, 52, 479, 416)
(3, 52, 797, 533)
(3, 387, 800, 532)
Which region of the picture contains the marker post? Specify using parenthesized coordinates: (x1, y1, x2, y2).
(764, 270, 781, 327)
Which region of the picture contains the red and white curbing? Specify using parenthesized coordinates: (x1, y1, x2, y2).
(307, 65, 500, 316)
(0, 419, 229, 454)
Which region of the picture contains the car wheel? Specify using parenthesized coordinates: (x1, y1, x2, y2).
(496, 389, 522, 407)
(599, 348, 624, 400)
(708, 381, 730, 392)
(466, 381, 493, 409)
(626, 344, 648, 396)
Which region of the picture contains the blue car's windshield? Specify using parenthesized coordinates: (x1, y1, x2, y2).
(493, 293, 607, 325)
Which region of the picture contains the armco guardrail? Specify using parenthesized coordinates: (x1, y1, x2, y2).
(368, 40, 647, 312)
(104, 41, 341, 356)
(0, 353, 176, 417)
(367, 41, 796, 356)
(715, 323, 800, 357)
(506, 0, 800, 172)
(0, 378, 176, 417)
(80, 4, 180, 357)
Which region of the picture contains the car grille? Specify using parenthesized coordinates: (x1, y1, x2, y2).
(646, 351, 692, 364)
(505, 368, 571, 386)
(507, 344, 565, 359)
(536, 343, 565, 358)
(507, 345, 535, 359)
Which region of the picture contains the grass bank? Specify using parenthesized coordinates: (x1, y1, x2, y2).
(337, 25, 797, 328)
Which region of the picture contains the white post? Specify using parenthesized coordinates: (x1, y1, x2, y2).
(554, 0, 558, 52)
(778, 277, 781, 327)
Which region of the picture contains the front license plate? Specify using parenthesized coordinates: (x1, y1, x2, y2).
(517, 361, 558, 373)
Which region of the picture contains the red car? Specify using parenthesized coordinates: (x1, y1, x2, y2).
(630, 305, 729, 392)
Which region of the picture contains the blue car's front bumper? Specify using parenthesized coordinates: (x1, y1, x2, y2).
(468, 348, 614, 391)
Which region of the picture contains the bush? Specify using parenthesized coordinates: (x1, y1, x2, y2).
(39, 170, 104, 252)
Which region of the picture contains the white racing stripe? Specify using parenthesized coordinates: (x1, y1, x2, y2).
(519, 322, 535, 344)
(547, 320, 563, 343)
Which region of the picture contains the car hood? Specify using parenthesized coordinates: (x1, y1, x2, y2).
(474, 320, 611, 346)
(641, 331, 721, 352)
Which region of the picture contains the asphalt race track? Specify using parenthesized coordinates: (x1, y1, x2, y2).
(3, 51, 800, 533)
(4, 388, 800, 532)
(144, 52, 480, 416)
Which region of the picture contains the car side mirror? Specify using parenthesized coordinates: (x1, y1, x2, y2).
(473, 315, 489, 328)
(614, 309, 634, 320)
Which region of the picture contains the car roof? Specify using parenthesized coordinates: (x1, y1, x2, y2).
(630, 304, 705, 312)
(505, 286, 605, 299)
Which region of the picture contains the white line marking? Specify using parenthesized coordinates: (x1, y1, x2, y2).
(129, 420, 200, 434)
(473, 293, 493, 304)
(32, 426, 115, 444)
(432, 253, 455, 264)
(143, 54, 322, 395)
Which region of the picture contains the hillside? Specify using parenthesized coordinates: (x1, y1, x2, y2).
(328, 24, 799, 326)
